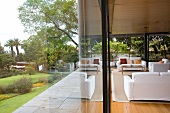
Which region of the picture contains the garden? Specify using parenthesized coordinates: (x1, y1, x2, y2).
(0, 72, 69, 113)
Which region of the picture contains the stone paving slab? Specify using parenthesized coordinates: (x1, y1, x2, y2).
(13, 72, 82, 113)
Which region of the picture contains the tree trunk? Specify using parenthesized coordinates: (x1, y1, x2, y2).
(16, 46, 20, 61)
(11, 46, 14, 58)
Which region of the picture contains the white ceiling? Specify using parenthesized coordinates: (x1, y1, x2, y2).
(109, 0, 170, 34)
(80, 0, 170, 35)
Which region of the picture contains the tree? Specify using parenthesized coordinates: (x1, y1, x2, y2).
(0, 53, 15, 71)
(0, 44, 4, 53)
(13, 38, 22, 61)
(18, 0, 78, 47)
(13, 38, 22, 56)
(22, 30, 47, 71)
(62, 45, 79, 69)
(5, 39, 15, 58)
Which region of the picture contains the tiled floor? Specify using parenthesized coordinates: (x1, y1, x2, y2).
(13, 70, 101, 113)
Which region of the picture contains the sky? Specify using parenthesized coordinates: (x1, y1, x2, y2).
(0, 0, 78, 52)
(0, 0, 30, 51)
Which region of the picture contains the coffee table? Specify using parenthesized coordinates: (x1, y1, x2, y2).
(122, 65, 145, 74)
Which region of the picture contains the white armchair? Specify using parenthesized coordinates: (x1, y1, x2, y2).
(75, 72, 95, 99)
(148, 58, 170, 72)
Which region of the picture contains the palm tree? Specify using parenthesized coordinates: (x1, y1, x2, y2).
(5, 39, 15, 58)
(13, 38, 22, 56)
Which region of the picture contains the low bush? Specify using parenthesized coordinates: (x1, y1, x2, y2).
(38, 78, 48, 84)
(5, 84, 16, 93)
(48, 76, 54, 83)
(14, 77, 32, 94)
(0, 85, 6, 94)
(0, 69, 26, 79)
(25, 66, 36, 75)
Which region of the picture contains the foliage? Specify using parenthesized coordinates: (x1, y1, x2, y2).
(47, 38, 79, 70)
(14, 77, 32, 94)
(5, 84, 16, 94)
(0, 45, 4, 53)
(0, 85, 6, 94)
(4, 39, 15, 58)
(38, 78, 48, 84)
(62, 46, 79, 68)
(0, 53, 16, 71)
(25, 66, 36, 75)
(47, 73, 67, 83)
(0, 73, 50, 86)
(0, 85, 49, 113)
(13, 38, 22, 61)
(0, 72, 69, 112)
(33, 83, 44, 88)
(80, 38, 91, 58)
(47, 36, 70, 66)
(22, 32, 47, 72)
(0, 94, 18, 101)
(0, 69, 26, 79)
(18, 0, 78, 46)
(93, 41, 127, 58)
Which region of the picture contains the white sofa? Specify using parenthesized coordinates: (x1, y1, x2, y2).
(149, 58, 170, 72)
(116, 57, 146, 71)
(124, 72, 170, 101)
(78, 58, 102, 71)
(76, 72, 95, 99)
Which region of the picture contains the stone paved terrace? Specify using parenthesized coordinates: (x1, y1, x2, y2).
(13, 71, 102, 113)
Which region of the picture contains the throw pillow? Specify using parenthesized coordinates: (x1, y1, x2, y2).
(135, 59, 141, 64)
(120, 58, 127, 64)
(81, 60, 86, 64)
(158, 60, 164, 64)
(87, 60, 92, 64)
(93, 59, 99, 64)
(132, 60, 134, 64)
(127, 60, 131, 64)
(87, 60, 90, 64)
(127, 60, 134, 64)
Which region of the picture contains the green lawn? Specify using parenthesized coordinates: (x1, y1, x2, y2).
(0, 73, 50, 85)
(0, 72, 69, 113)
(0, 85, 51, 113)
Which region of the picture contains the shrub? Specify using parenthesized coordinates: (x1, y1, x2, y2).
(25, 66, 36, 75)
(0, 85, 6, 94)
(14, 77, 32, 94)
(5, 84, 16, 93)
(48, 76, 54, 83)
(38, 78, 48, 84)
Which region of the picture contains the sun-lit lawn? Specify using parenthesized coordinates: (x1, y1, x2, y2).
(0, 85, 50, 113)
(0, 72, 69, 113)
(0, 73, 51, 85)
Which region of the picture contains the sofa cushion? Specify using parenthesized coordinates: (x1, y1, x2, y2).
(160, 72, 170, 76)
(120, 58, 127, 64)
(93, 59, 99, 64)
(132, 72, 159, 80)
(127, 60, 134, 64)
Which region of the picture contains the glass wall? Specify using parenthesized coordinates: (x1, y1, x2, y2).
(78, 0, 103, 112)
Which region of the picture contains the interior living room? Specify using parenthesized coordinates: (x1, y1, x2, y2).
(78, 0, 170, 113)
